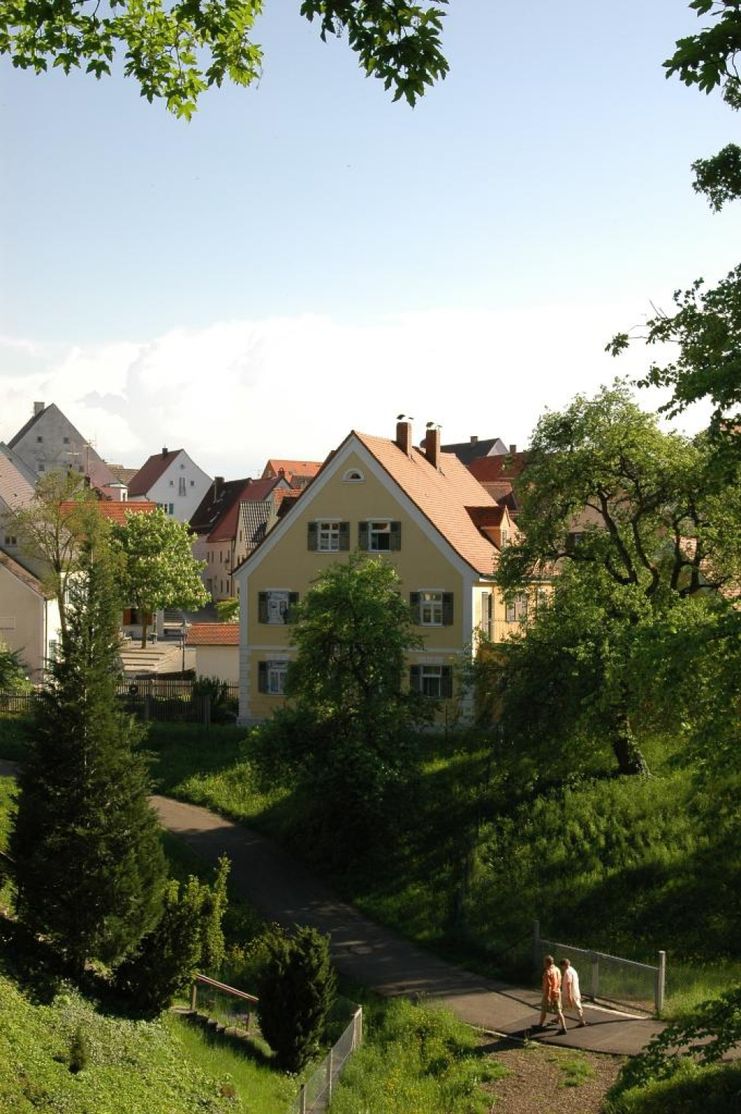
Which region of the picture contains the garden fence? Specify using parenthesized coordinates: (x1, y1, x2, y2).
(0, 682, 239, 725)
(533, 920, 666, 1015)
(290, 1007, 363, 1114)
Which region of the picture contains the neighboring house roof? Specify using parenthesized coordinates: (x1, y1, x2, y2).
(7, 403, 116, 490)
(128, 449, 184, 496)
(0, 452, 35, 511)
(467, 452, 529, 482)
(238, 501, 278, 550)
(186, 622, 239, 646)
(0, 443, 37, 487)
(262, 459, 322, 486)
(0, 549, 52, 598)
(353, 432, 500, 576)
(58, 499, 159, 524)
(106, 464, 139, 485)
(441, 437, 509, 465)
(193, 476, 288, 543)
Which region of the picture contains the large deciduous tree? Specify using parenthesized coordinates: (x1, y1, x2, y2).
(11, 538, 166, 973)
(0, 0, 448, 118)
(493, 384, 740, 776)
(111, 508, 209, 646)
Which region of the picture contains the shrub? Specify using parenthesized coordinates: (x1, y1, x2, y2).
(115, 858, 230, 1017)
(253, 923, 337, 1073)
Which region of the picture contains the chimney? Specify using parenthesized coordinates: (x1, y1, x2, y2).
(33, 401, 44, 416)
(470, 435, 478, 444)
(396, 420, 413, 455)
(213, 476, 224, 499)
(424, 426, 441, 469)
(161, 446, 168, 457)
(509, 443, 517, 454)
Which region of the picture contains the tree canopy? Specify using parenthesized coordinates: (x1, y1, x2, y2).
(0, 0, 448, 117)
(111, 508, 209, 646)
(491, 384, 740, 776)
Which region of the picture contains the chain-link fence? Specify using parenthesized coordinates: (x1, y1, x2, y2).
(290, 1007, 363, 1114)
(533, 920, 666, 1014)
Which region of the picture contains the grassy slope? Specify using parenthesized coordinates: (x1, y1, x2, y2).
(0, 962, 295, 1114)
(140, 722, 740, 1019)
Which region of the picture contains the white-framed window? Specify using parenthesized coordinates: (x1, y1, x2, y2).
(410, 664, 453, 699)
(411, 591, 453, 626)
(308, 521, 349, 552)
(258, 590, 299, 624)
(178, 477, 186, 496)
(169, 479, 174, 486)
(258, 659, 288, 694)
(359, 520, 401, 552)
(342, 468, 365, 483)
(505, 593, 528, 623)
(4, 535, 17, 546)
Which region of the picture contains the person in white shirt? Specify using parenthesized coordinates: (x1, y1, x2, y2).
(560, 958, 586, 1026)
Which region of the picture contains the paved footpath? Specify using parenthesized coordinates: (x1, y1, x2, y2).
(152, 794, 664, 1056)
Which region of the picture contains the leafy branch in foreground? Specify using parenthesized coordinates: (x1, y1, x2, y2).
(0, 0, 448, 116)
(608, 266, 741, 448)
(607, 985, 741, 1100)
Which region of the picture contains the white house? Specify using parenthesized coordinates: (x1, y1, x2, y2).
(128, 448, 212, 523)
(0, 551, 62, 682)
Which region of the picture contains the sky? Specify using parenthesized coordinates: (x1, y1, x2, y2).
(1, 0, 739, 478)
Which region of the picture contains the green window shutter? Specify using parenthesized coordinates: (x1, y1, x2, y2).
(258, 592, 268, 623)
(441, 666, 453, 699)
(410, 592, 421, 624)
(258, 661, 268, 693)
(286, 592, 300, 623)
(442, 592, 454, 625)
(410, 665, 422, 693)
(389, 521, 401, 550)
(358, 521, 370, 551)
(339, 522, 350, 550)
(307, 522, 318, 551)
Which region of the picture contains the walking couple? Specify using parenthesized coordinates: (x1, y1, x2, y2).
(537, 955, 586, 1034)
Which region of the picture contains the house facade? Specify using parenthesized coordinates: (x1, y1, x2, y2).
(0, 551, 61, 682)
(7, 401, 116, 490)
(128, 448, 212, 522)
(0, 446, 36, 563)
(234, 420, 522, 724)
(186, 622, 239, 684)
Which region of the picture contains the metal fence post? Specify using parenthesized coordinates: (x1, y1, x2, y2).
(299, 1084, 306, 1114)
(656, 950, 666, 1015)
(190, 981, 197, 1012)
(327, 1048, 334, 1103)
(590, 951, 599, 1001)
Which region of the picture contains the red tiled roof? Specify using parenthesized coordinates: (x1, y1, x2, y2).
(128, 450, 183, 496)
(207, 477, 287, 542)
(263, 459, 322, 484)
(467, 452, 529, 482)
(186, 622, 239, 646)
(352, 432, 501, 576)
(59, 500, 159, 523)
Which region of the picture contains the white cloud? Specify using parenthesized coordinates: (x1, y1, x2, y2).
(0, 302, 705, 480)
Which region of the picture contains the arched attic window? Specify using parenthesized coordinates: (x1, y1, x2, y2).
(342, 468, 365, 483)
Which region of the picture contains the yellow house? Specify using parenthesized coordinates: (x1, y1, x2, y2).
(234, 420, 519, 724)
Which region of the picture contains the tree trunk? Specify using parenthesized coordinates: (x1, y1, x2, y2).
(611, 710, 649, 775)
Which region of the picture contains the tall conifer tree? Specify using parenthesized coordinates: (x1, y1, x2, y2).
(11, 536, 166, 973)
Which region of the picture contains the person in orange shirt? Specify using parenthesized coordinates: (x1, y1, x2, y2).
(537, 954, 567, 1033)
